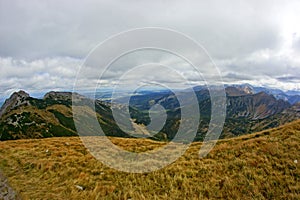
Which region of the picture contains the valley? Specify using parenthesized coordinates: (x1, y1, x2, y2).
(0, 85, 299, 141)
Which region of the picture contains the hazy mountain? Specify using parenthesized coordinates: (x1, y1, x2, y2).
(92, 84, 300, 105)
(249, 85, 300, 104)
(287, 95, 300, 105)
(222, 84, 300, 104)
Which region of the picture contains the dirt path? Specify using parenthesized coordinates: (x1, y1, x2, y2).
(0, 171, 20, 200)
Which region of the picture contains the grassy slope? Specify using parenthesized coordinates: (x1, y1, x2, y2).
(0, 120, 299, 199)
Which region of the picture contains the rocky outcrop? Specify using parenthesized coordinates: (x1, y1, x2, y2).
(43, 91, 85, 102)
(44, 91, 73, 101)
(0, 90, 30, 118)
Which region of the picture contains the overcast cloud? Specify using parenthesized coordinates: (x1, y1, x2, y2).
(0, 0, 300, 98)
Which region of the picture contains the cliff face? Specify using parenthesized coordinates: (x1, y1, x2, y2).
(0, 90, 30, 118)
(227, 92, 291, 119)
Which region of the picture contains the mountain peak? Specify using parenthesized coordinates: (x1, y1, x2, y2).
(225, 86, 252, 96)
(13, 90, 29, 97)
(0, 90, 30, 118)
(43, 91, 85, 102)
(44, 91, 73, 100)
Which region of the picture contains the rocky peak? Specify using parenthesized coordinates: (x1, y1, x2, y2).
(0, 90, 30, 118)
(226, 84, 254, 96)
(226, 86, 249, 96)
(43, 91, 85, 102)
(235, 84, 254, 94)
(44, 91, 73, 101)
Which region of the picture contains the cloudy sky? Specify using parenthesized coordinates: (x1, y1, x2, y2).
(1, 0, 300, 98)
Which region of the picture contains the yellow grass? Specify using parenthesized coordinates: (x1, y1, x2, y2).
(0, 120, 299, 199)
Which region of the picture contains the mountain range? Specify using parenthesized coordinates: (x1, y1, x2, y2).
(0, 84, 299, 141)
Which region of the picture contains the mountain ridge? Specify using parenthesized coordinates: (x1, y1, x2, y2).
(0, 86, 299, 141)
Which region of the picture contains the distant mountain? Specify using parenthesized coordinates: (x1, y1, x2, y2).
(226, 83, 255, 95)
(222, 84, 300, 104)
(127, 86, 298, 140)
(92, 84, 300, 105)
(225, 86, 252, 96)
(249, 85, 300, 104)
(287, 95, 300, 105)
(0, 85, 299, 141)
(285, 90, 300, 96)
(129, 88, 290, 120)
(227, 91, 290, 119)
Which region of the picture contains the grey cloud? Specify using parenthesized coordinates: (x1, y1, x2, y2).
(223, 72, 254, 81)
(0, 0, 284, 60)
(0, 57, 81, 96)
(276, 76, 300, 83)
(293, 37, 300, 52)
(0, 0, 299, 93)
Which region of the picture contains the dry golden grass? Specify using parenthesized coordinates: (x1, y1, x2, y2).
(0, 120, 299, 199)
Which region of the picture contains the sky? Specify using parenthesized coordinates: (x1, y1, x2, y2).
(1, 0, 300, 98)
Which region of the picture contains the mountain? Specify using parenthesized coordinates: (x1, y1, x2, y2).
(128, 88, 291, 121)
(227, 91, 290, 119)
(279, 102, 300, 122)
(225, 86, 251, 96)
(288, 95, 300, 105)
(92, 84, 300, 105)
(0, 91, 131, 140)
(225, 83, 254, 96)
(0, 90, 30, 118)
(0, 86, 299, 141)
(127, 87, 298, 140)
(216, 84, 300, 104)
(249, 85, 300, 104)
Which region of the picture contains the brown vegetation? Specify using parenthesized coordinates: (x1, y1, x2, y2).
(0, 120, 299, 199)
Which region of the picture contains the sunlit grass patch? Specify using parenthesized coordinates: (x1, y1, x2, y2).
(0, 120, 299, 199)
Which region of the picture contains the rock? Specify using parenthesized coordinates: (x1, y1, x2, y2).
(43, 91, 85, 101)
(0, 90, 30, 118)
